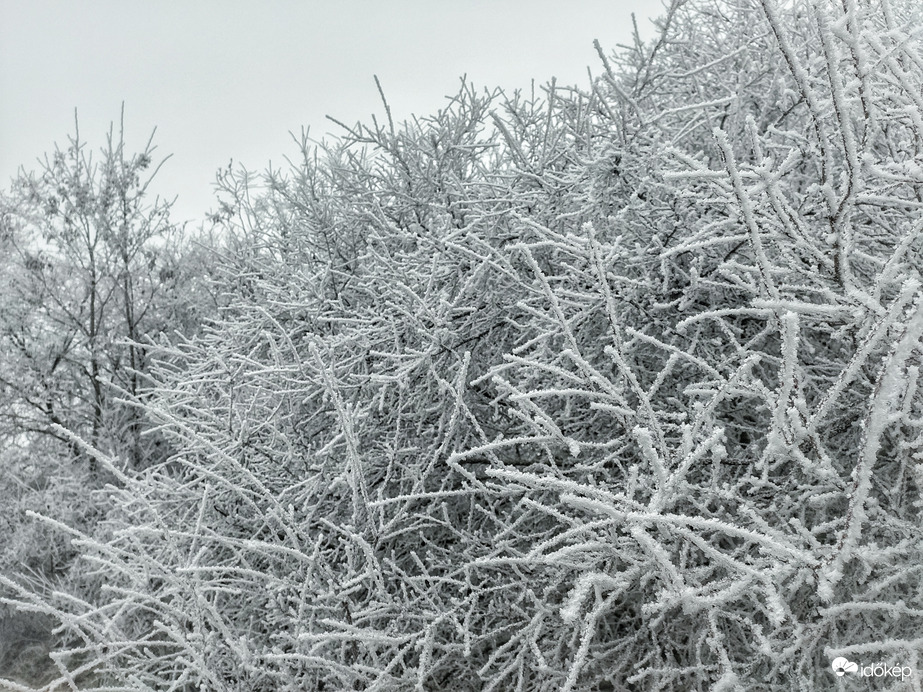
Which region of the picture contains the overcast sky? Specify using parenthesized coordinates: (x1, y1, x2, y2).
(1, 1, 661, 227)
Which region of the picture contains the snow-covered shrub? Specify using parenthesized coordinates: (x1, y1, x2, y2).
(5, 0, 923, 690)
(0, 114, 226, 689)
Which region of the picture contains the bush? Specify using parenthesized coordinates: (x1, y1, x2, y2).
(4, 0, 923, 689)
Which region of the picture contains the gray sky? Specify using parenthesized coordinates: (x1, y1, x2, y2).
(1, 1, 661, 227)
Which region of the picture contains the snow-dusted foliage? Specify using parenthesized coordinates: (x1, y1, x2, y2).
(0, 113, 218, 686)
(5, 0, 923, 689)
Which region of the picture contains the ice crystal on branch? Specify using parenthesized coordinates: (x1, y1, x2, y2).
(4, 0, 923, 689)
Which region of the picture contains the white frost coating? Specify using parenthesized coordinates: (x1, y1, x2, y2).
(559, 571, 622, 624)
(633, 425, 668, 498)
(807, 278, 922, 436)
(767, 311, 800, 458)
(712, 669, 741, 692)
(713, 128, 780, 301)
(822, 287, 923, 598)
(6, 0, 923, 688)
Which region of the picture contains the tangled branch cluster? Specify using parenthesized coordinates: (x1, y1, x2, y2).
(4, 0, 923, 689)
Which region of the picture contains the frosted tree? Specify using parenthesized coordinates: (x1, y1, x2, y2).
(4, 0, 923, 690)
(0, 112, 216, 685)
(469, 0, 923, 688)
(0, 111, 198, 474)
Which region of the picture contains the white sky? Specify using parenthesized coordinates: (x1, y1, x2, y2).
(0, 1, 662, 227)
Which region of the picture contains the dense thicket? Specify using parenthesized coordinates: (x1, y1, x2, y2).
(4, 0, 923, 689)
(0, 113, 218, 683)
